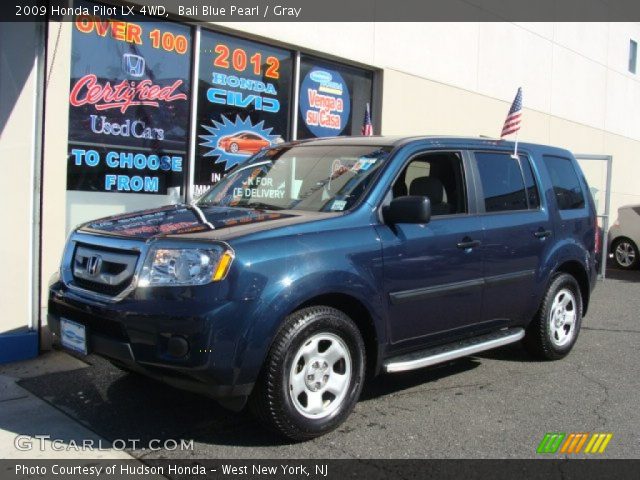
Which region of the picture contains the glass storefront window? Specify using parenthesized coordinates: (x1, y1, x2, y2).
(297, 55, 374, 140)
(67, 0, 192, 196)
(66, 3, 377, 206)
(193, 30, 293, 195)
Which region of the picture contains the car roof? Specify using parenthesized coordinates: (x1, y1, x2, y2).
(288, 135, 573, 156)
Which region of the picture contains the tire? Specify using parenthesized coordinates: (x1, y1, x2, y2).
(523, 273, 583, 360)
(249, 306, 366, 441)
(230, 142, 239, 153)
(611, 237, 639, 270)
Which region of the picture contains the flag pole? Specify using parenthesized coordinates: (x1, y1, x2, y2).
(512, 130, 519, 159)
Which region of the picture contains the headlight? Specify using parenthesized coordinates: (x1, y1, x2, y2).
(138, 248, 234, 287)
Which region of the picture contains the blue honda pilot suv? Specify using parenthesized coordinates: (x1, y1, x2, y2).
(49, 136, 599, 440)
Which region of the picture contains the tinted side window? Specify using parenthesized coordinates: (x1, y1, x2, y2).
(520, 156, 540, 209)
(474, 152, 527, 212)
(543, 155, 585, 210)
(391, 152, 467, 216)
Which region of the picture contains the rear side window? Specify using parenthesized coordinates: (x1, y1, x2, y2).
(474, 152, 528, 212)
(543, 155, 585, 210)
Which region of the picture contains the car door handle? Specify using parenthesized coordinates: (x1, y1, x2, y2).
(457, 238, 481, 249)
(534, 229, 552, 239)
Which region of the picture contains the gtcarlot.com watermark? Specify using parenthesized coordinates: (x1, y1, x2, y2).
(14, 435, 194, 452)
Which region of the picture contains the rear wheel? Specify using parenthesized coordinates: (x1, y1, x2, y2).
(249, 306, 365, 441)
(611, 238, 638, 270)
(523, 273, 583, 360)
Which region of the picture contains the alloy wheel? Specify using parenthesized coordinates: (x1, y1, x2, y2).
(548, 288, 577, 347)
(615, 241, 636, 268)
(288, 333, 352, 419)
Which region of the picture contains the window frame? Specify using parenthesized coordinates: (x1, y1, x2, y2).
(470, 150, 541, 216)
(517, 153, 542, 211)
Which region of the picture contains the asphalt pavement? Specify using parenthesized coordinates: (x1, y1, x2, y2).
(13, 266, 640, 459)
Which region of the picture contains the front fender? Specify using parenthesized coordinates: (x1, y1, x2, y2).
(217, 221, 384, 387)
(231, 270, 385, 386)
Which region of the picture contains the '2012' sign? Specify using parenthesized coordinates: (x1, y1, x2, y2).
(213, 44, 280, 79)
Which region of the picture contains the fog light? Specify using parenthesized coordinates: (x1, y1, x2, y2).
(167, 335, 189, 358)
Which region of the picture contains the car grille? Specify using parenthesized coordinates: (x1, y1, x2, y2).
(71, 243, 139, 297)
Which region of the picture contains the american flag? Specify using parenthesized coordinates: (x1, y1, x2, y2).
(361, 103, 373, 136)
(501, 87, 523, 138)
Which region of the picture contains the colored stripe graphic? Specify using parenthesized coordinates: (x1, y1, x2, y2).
(584, 433, 613, 454)
(538, 433, 613, 454)
(560, 433, 589, 453)
(537, 433, 566, 453)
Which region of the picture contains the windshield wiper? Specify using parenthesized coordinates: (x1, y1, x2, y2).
(241, 202, 286, 211)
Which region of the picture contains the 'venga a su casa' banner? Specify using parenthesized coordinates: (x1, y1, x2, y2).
(66, 0, 192, 195)
(297, 55, 374, 139)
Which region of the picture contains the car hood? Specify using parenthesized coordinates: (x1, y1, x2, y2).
(78, 204, 331, 242)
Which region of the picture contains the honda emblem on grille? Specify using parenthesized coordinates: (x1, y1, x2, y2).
(86, 255, 103, 276)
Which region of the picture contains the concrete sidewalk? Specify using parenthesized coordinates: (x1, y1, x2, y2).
(0, 351, 133, 460)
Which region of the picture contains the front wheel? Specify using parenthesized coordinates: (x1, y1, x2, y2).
(523, 273, 583, 360)
(611, 238, 638, 270)
(249, 306, 365, 441)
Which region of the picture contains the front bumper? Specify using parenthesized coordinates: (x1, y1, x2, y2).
(48, 281, 254, 401)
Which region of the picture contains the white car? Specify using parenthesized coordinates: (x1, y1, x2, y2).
(608, 204, 640, 269)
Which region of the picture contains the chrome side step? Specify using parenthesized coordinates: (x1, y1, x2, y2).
(384, 328, 525, 373)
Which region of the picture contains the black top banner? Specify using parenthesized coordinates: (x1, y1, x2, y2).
(6, 0, 640, 22)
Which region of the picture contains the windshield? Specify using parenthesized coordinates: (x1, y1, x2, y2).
(198, 145, 392, 212)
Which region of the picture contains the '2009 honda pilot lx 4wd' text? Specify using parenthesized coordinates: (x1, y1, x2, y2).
(49, 136, 599, 440)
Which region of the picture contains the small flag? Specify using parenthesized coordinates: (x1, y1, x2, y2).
(501, 87, 523, 138)
(361, 103, 373, 136)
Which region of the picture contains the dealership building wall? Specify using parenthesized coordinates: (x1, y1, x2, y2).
(1, 17, 639, 361)
(0, 22, 44, 361)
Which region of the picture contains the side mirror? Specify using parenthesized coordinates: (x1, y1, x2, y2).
(384, 195, 431, 224)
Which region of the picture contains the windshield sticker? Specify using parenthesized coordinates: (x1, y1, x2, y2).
(351, 157, 377, 173)
(331, 159, 349, 177)
(330, 199, 347, 211)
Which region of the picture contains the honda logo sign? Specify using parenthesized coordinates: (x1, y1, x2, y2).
(122, 53, 145, 78)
